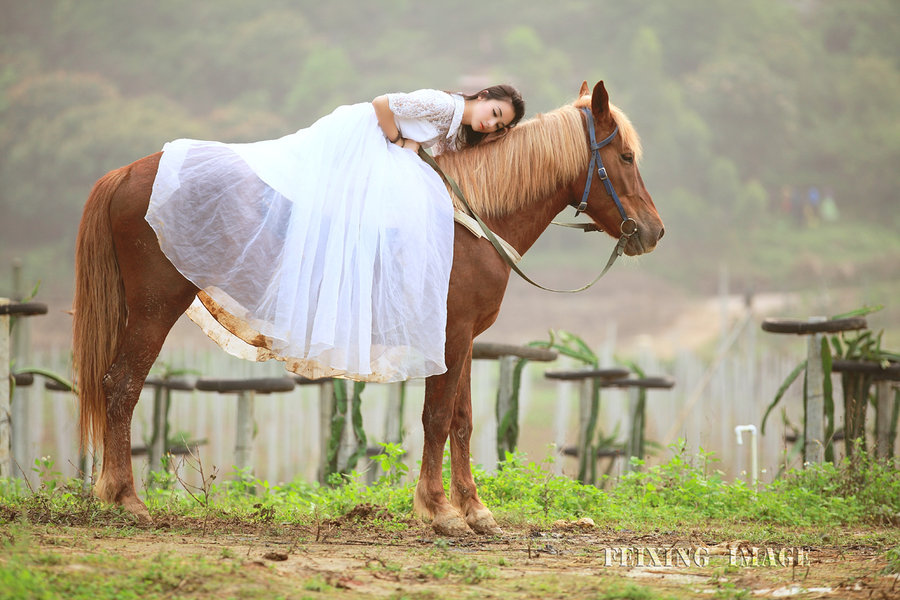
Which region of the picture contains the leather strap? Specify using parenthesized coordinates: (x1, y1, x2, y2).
(418, 147, 628, 294)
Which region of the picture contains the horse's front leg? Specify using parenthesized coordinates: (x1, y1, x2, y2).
(447, 355, 502, 535)
(415, 354, 472, 536)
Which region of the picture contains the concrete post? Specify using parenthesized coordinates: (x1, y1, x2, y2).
(148, 386, 169, 473)
(495, 354, 517, 460)
(317, 381, 335, 483)
(234, 390, 255, 475)
(10, 262, 29, 481)
(804, 316, 826, 464)
(626, 387, 642, 471)
(576, 378, 594, 482)
(875, 380, 893, 459)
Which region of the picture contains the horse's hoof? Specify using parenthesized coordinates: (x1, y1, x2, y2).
(467, 510, 503, 536)
(123, 499, 152, 525)
(469, 519, 502, 536)
(115, 492, 152, 525)
(431, 513, 472, 537)
(96, 482, 152, 525)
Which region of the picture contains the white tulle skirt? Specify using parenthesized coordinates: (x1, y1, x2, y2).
(146, 102, 454, 382)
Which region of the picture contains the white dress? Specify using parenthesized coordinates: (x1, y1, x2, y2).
(146, 90, 465, 382)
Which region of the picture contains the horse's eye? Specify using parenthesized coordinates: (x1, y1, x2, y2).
(621, 153, 634, 165)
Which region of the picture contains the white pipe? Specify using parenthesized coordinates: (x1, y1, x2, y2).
(734, 424, 758, 489)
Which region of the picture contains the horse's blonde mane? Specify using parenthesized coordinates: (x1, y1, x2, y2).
(436, 97, 642, 218)
(573, 96, 643, 163)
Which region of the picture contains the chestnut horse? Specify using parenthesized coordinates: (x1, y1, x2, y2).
(73, 81, 663, 535)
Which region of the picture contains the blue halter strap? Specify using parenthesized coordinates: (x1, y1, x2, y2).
(576, 107, 636, 237)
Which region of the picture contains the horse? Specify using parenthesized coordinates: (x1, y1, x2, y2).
(73, 80, 664, 536)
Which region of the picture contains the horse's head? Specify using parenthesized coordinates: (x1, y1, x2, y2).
(573, 81, 664, 256)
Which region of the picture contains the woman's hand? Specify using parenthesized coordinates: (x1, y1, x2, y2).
(399, 139, 421, 153)
(371, 95, 421, 152)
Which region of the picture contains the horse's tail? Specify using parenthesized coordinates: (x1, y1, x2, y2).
(73, 166, 130, 452)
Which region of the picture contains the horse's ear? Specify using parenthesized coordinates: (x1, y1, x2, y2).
(591, 81, 611, 122)
(579, 81, 590, 97)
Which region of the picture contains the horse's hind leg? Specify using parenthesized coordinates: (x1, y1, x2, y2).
(94, 297, 192, 520)
(94, 199, 197, 521)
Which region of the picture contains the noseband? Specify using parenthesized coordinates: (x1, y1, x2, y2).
(575, 107, 638, 238)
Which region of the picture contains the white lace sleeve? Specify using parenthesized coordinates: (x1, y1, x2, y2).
(432, 137, 458, 156)
(386, 89, 456, 129)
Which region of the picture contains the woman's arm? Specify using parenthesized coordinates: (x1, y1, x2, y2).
(372, 95, 403, 145)
(372, 95, 421, 152)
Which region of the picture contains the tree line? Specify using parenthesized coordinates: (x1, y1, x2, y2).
(1, 0, 897, 291)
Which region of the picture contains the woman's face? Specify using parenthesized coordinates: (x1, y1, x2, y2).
(471, 97, 516, 133)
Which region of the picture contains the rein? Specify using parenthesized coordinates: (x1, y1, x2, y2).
(418, 107, 637, 294)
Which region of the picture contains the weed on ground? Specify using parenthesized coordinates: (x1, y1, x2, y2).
(2, 446, 898, 599)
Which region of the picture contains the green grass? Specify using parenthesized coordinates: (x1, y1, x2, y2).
(417, 557, 497, 584)
(479, 442, 900, 533)
(2, 443, 898, 537)
(0, 525, 263, 600)
(2, 446, 898, 599)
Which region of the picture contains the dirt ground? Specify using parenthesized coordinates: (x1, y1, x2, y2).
(7, 504, 899, 600)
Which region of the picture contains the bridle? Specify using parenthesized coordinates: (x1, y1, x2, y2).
(418, 107, 639, 293)
(573, 107, 638, 241)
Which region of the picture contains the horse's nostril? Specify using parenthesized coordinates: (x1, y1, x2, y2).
(658, 227, 665, 241)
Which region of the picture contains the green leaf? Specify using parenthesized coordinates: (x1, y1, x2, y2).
(570, 336, 597, 364)
(844, 331, 871, 359)
(619, 358, 646, 378)
(870, 330, 885, 360)
(530, 330, 598, 365)
(12, 367, 75, 393)
(830, 305, 882, 320)
(556, 330, 598, 365)
(880, 350, 900, 362)
(548, 345, 591, 363)
(830, 335, 844, 357)
(762, 360, 806, 434)
(25, 281, 42, 302)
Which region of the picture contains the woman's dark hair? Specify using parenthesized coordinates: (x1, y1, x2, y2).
(457, 84, 525, 148)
